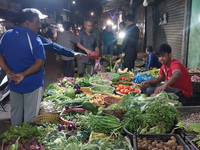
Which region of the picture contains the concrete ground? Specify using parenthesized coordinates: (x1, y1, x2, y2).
(0, 50, 63, 137)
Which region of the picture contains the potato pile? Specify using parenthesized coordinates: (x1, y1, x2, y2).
(137, 136, 184, 150)
(188, 68, 200, 73)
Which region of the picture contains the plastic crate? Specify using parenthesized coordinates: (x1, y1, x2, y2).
(80, 87, 92, 95)
(176, 106, 200, 116)
(185, 94, 200, 106)
(173, 128, 199, 150)
(185, 136, 199, 150)
(135, 134, 190, 150)
(123, 127, 190, 150)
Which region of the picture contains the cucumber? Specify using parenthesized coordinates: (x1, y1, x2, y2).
(82, 101, 97, 114)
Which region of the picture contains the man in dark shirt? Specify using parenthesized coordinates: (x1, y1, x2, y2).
(77, 19, 99, 77)
(119, 14, 139, 71)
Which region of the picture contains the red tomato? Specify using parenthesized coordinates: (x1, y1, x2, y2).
(116, 87, 120, 91)
(118, 84, 123, 88)
(135, 89, 140, 94)
(124, 89, 130, 94)
(122, 85, 126, 89)
(130, 87, 135, 91)
(120, 89, 124, 94)
(125, 85, 130, 90)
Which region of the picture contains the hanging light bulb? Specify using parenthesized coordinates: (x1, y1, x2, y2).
(143, 0, 148, 7)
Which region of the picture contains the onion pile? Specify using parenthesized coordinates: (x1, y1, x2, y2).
(191, 75, 200, 82)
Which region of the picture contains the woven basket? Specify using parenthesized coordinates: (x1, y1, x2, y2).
(103, 109, 123, 118)
(112, 81, 134, 88)
(137, 52, 147, 59)
(192, 82, 200, 93)
(103, 96, 122, 107)
(60, 108, 86, 125)
(119, 74, 133, 82)
(33, 114, 63, 124)
(90, 85, 115, 94)
(90, 80, 112, 86)
(102, 55, 118, 62)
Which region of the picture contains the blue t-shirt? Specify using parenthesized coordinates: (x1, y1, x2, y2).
(145, 52, 160, 69)
(0, 26, 46, 93)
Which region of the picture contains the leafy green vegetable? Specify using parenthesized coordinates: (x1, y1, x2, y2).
(90, 86, 115, 94)
(76, 128, 91, 141)
(80, 113, 124, 134)
(43, 82, 55, 98)
(105, 104, 126, 110)
(43, 95, 71, 105)
(92, 80, 110, 85)
(61, 110, 86, 123)
(0, 122, 42, 143)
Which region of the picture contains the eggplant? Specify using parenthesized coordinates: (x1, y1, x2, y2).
(68, 124, 75, 131)
(74, 84, 80, 89)
(74, 88, 80, 94)
(58, 125, 65, 131)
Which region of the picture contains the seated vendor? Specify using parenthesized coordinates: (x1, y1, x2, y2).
(144, 46, 160, 69)
(140, 43, 193, 106)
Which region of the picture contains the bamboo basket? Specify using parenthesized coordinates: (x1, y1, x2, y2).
(103, 109, 123, 118)
(112, 81, 134, 88)
(33, 114, 63, 124)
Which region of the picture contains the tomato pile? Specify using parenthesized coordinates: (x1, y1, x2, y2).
(116, 84, 140, 95)
(118, 76, 132, 81)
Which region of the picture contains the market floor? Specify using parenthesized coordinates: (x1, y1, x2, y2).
(0, 50, 63, 138)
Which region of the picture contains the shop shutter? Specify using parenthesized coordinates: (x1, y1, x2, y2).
(154, 0, 185, 63)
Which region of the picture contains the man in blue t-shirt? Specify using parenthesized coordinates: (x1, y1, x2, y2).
(0, 8, 47, 125)
(145, 46, 160, 69)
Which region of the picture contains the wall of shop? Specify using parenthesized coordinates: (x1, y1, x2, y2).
(154, 0, 187, 64)
(187, 0, 200, 69)
(135, 5, 145, 52)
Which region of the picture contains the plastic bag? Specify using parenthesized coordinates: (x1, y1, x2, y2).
(94, 60, 102, 71)
(115, 60, 125, 72)
(132, 71, 155, 84)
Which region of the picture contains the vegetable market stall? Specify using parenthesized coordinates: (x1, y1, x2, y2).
(0, 73, 197, 150)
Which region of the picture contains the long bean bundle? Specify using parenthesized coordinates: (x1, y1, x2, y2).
(79, 114, 123, 134)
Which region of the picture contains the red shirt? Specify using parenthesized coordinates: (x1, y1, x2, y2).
(159, 59, 193, 97)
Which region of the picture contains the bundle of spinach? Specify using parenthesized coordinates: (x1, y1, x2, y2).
(122, 108, 143, 134)
(141, 101, 180, 132)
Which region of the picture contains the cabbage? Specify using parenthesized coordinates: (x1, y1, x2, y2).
(65, 87, 75, 98)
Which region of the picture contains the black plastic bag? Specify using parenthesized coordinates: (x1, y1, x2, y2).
(115, 60, 125, 72)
